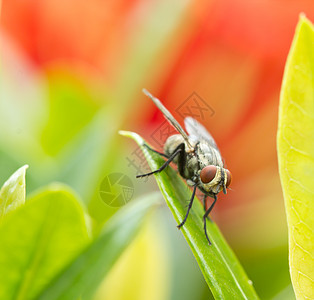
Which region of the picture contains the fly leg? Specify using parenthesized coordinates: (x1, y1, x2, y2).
(142, 144, 169, 159)
(177, 185, 197, 229)
(202, 195, 207, 211)
(203, 195, 213, 222)
(136, 143, 184, 178)
(203, 194, 218, 245)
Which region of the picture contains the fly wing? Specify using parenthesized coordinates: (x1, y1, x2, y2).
(184, 117, 221, 154)
(143, 89, 193, 149)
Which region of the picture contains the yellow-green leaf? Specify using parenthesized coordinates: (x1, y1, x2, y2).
(93, 213, 169, 300)
(0, 165, 28, 220)
(277, 15, 314, 300)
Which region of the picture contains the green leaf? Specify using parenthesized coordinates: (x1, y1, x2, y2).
(0, 184, 89, 300)
(0, 165, 28, 220)
(35, 192, 160, 300)
(120, 131, 259, 300)
(277, 16, 314, 300)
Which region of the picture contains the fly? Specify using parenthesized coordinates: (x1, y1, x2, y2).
(137, 89, 232, 245)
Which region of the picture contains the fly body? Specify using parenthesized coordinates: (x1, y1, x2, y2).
(137, 89, 232, 245)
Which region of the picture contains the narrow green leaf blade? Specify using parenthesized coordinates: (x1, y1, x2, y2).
(0, 184, 89, 300)
(0, 165, 28, 219)
(277, 16, 314, 300)
(120, 131, 259, 300)
(35, 192, 160, 300)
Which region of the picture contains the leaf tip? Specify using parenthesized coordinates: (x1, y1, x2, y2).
(297, 13, 314, 34)
(21, 164, 29, 171)
(118, 130, 131, 137)
(118, 130, 144, 146)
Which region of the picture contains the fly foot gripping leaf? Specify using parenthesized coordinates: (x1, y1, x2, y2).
(277, 16, 314, 300)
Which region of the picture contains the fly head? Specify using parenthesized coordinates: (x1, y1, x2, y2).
(199, 165, 232, 195)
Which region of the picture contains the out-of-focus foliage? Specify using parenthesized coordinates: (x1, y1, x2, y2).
(277, 16, 314, 300)
(93, 210, 170, 300)
(35, 193, 159, 300)
(0, 167, 159, 300)
(121, 131, 259, 299)
(0, 181, 89, 300)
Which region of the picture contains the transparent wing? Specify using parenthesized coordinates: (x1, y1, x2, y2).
(184, 117, 221, 154)
(143, 89, 193, 149)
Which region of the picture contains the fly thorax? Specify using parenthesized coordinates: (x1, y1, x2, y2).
(196, 142, 223, 168)
(184, 154, 199, 178)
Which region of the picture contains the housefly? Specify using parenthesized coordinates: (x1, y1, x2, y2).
(137, 89, 232, 245)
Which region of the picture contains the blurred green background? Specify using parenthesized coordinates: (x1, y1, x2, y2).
(1, 1, 314, 299)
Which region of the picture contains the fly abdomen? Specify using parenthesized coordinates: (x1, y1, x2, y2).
(164, 134, 185, 164)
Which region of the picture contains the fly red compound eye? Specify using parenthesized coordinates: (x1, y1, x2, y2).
(226, 169, 232, 187)
(200, 165, 217, 184)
